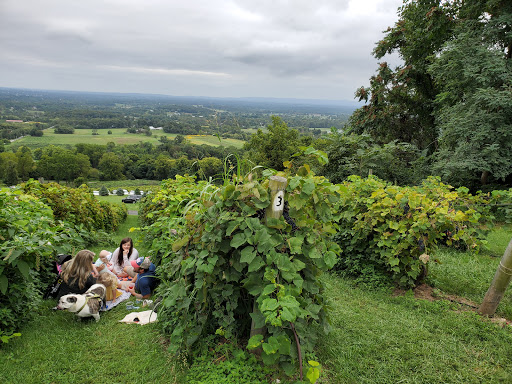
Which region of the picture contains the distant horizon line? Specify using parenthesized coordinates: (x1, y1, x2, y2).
(0, 86, 362, 107)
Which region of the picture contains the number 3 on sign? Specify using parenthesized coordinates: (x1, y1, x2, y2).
(273, 191, 285, 212)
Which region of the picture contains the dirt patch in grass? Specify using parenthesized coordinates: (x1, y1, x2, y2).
(394, 283, 512, 328)
(393, 283, 479, 308)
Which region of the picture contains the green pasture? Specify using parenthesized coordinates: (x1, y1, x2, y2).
(182, 134, 245, 148)
(87, 179, 161, 193)
(11, 128, 245, 149)
(2, 221, 512, 382)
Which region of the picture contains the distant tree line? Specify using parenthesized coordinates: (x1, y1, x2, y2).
(0, 122, 45, 141)
(0, 136, 244, 185)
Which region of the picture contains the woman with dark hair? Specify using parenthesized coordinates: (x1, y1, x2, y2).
(56, 250, 97, 300)
(110, 237, 139, 278)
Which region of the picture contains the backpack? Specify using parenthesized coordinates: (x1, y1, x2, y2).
(43, 254, 72, 300)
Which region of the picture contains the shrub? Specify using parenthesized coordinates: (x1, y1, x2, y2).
(334, 176, 489, 288)
(54, 126, 74, 134)
(155, 164, 341, 378)
(99, 185, 109, 196)
(487, 189, 512, 223)
(116, 188, 124, 196)
(0, 188, 88, 336)
(20, 179, 125, 232)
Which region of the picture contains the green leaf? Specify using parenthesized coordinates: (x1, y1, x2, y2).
(248, 256, 265, 272)
(230, 233, 247, 248)
(280, 307, 296, 322)
(0, 274, 8, 295)
(306, 367, 321, 384)
(278, 335, 291, 355)
(247, 334, 264, 349)
(262, 284, 276, 296)
(302, 180, 316, 195)
(266, 217, 285, 229)
(249, 310, 266, 329)
(288, 177, 301, 190)
(389, 257, 400, 266)
(17, 260, 30, 279)
(282, 362, 295, 376)
(226, 220, 240, 236)
(306, 246, 322, 259)
(242, 274, 265, 295)
(172, 235, 190, 252)
(246, 217, 262, 231)
(240, 246, 256, 264)
(262, 336, 280, 354)
(261, 350, 279, 365)
(288, 236, 304, 254)
(324, 251, 337, 269)
(261, 298, 279, 311)
(222, 184, 236, 200)
(264, 268, 277, 282)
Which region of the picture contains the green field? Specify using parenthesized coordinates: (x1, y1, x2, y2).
(11, 128, 245, 149)
(87, 179, 161, 193)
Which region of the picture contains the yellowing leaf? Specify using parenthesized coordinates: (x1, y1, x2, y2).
(419, 253, 430, 264)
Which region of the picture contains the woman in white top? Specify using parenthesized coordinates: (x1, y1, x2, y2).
(111, 237, 139, 278)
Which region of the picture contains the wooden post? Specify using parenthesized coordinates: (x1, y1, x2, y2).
(250, 176, 287, 343)
(479, 237, 512, 315)
(265, 175, 288, 223)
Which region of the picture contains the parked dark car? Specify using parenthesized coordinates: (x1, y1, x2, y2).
(122, 195, 142, 204)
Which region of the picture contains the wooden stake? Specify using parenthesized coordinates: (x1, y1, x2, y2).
(250, 175, 288, 346)
(479, 237, 512, 315)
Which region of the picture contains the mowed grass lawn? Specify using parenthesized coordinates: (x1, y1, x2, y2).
(14, 128, 245, 149)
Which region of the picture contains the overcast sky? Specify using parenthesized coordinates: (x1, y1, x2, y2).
(0, 0, 404, 101)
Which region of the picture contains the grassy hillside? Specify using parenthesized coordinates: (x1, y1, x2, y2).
(11, 128, 245, 149)
(2, 216, 512, 383)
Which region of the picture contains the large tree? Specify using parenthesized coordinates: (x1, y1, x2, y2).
(430, 6, 512, 187)
(349, 0, 512, 187)
(37, 146, 91, 182)
(349, 0, 459, 150)
(243, 116, 300, 171)
(98, 152, 124, 181)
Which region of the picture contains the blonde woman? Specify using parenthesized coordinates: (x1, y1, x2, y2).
(56, 250, 97, 300)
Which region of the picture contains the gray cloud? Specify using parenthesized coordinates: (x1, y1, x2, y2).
(0, 0, 403, 100)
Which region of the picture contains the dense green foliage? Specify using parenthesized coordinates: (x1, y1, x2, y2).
(348, 0, 512, 189)
(335, 176, 490, 287)
(243, 116, 301, 171)
(149, 163, 340, 379)
(0, 188, 89, 336)
(19, 179, 126, 233)
(139, 175, 211, 266)
(322, 132, 424, 185)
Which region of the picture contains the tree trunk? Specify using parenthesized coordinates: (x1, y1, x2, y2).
(478, 237, 512, 315)
(481, 170, 489, 185)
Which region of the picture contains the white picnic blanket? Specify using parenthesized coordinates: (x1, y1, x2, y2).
(119, 310, 158, 325)
(101, 290, 131, 311)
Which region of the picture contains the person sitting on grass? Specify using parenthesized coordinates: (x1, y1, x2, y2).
(127, 257, 157, 300)
(56, 250, 97, 300)
(111, 237, 139, 278)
